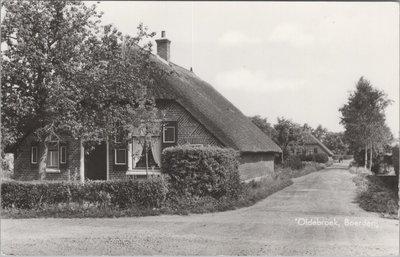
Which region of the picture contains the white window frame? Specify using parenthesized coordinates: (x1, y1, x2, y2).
(46, 141, 60, 168)
(60, 146, 67, 164)
(163, 126, 175, 143)
(47, 150, 59, 168)
(115, 148, 127, 165)
(31, 146, 38, 164)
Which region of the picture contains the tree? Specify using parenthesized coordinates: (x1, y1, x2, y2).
(274, 117, 305, 159)
(322, 132, 348, 155)
(339, 77, 392, 170)
(1, 1, 159, 180)
(312, 125, 328, 142)
(249, 115, 277, 141)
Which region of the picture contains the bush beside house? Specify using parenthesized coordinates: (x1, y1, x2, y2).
(2, 146, 330, 218)
(162, 146, 241, 199)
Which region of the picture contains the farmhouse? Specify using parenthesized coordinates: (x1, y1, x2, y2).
(289, 131, 333, 157)
(13, 31, 281, 182)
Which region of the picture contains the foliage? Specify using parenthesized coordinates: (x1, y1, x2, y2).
(1, 177, 168, 209)
(161, 146, 241, 199)
(1, 0, 159, 179)
(353, 173, 398, 219)
(312, 125, 328, 142)
(392, 145, 399, 178)
(339, 77, 392, 169)
(322, 132, 349, 155)
(283, 155, 304, 170)
(300, 153, 329, 163)
(1, 159, 329, 218)
(249, 115, 277, 140)
(314, 153, 329, 163)
(274, 117, 305, 159)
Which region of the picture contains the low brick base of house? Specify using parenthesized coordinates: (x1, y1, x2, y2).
(239, 152, 275, 181)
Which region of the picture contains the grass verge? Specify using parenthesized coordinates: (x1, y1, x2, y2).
(352, 168, 398, 219)
(2, 162, 327, 218)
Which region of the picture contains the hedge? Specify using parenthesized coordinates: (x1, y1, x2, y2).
(161, 145, 241, 199)
(283, 155, 304, 170)
(1, 176, 168, 209)
(300, 153, 329, 163)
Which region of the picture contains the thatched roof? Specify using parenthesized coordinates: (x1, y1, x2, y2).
(303, 132, 334, 156)
(148, 55, 281, 153)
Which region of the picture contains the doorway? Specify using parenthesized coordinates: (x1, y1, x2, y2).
(84, 143, 107, 180)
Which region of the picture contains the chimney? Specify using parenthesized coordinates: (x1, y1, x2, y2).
(155, 31, 171, 62)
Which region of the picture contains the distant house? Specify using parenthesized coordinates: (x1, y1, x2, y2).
(13, 31, 281, 182)
(289, 132, 334, 157)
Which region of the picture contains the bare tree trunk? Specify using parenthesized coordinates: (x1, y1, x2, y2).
(364, 145, 368, 169)
(369, 144, 373, 171)
(38, 143, 48, 180)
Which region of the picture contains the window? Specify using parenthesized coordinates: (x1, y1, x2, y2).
(31, 146, 38, 164)
(115, 148, 126, 165)
(60, 146, 67, 164)
(314, 148, 318, 154)
(163, 126, 175, 143)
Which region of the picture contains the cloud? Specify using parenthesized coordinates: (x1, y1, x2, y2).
(269, 23, 315, 47)
(214, 68, 306, 93)
(218, 31, 262, 46)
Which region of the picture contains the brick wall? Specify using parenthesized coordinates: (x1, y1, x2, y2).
(14, 100, 224, 181)
(107, 99, 224, 180)
(157, 100, 223, 146)
(13, 135, 81, 181)
(238, 152, 275, 181)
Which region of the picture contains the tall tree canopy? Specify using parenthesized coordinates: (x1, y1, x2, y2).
(1, 0, 159, 179)
(274, 117, 305, 159)
(312, 125, 328, 142)
(323, 132, 348, 155)
(249, 115, 277, 140)
(339, 77, 392, 169)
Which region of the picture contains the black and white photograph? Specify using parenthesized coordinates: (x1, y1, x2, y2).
(0, 1, 399, 256)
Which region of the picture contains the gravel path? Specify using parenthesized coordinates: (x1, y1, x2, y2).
(1, 165, 398, 256)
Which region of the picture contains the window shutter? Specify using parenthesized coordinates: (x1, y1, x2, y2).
(30, 142, 39, 167)
(59, 142, 68, 167)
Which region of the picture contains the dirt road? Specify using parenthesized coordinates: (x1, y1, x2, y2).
(1, 165, 398, 256)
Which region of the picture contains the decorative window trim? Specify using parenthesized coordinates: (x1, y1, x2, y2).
(114, 148, 127, 165)
(31, 146, 38, 164)
(163, 126, 176, 143)
(60, 146, 67, 164)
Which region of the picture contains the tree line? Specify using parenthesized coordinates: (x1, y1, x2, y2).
(249, 116, 348, 160)
(250, 76, 397, 175)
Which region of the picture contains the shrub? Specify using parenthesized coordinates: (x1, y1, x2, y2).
(162, 146, 241, 199)
(353, 174, 398, 218)
(392, 145, 399, 178)
(1, 176, 168, 209)
(314, 153, 329, 163)
(283, 155, 304, 170)
(299, 153, 328, 163)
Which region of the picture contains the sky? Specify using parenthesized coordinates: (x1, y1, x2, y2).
(94, 1, 399, 135)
